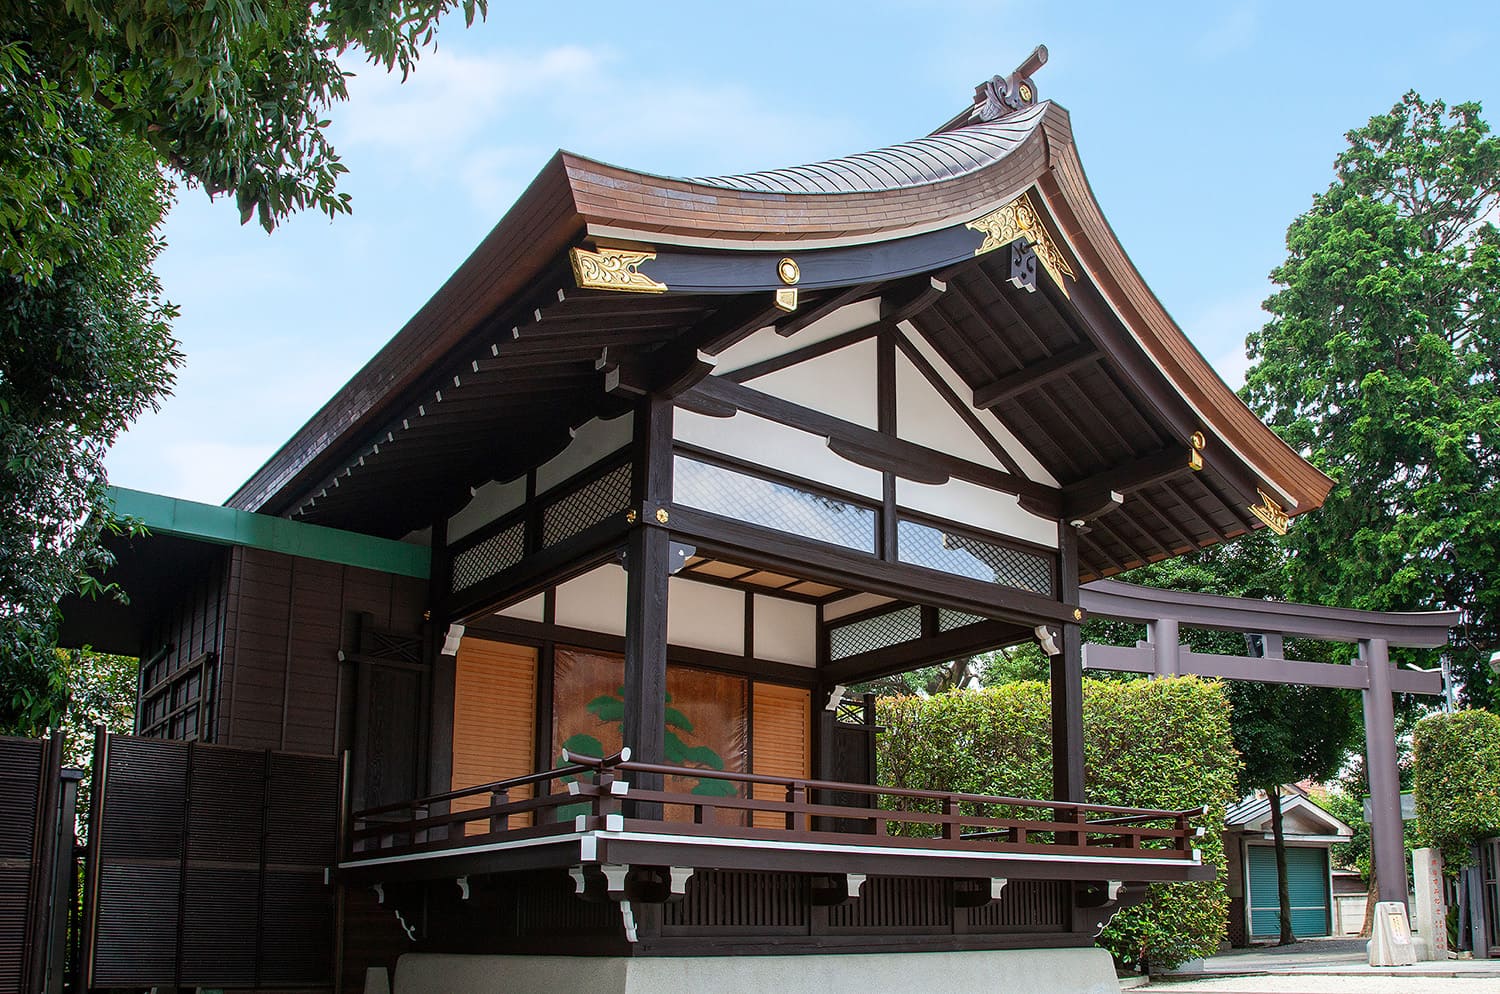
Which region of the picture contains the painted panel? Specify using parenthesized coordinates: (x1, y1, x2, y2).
(535, 413, 633, 495)
(1248, 844, 1331, 938)
(447, 476, 525, 543)
(895, 350, 1005, 470)
(896, 477, 1059, 549)
(554, 564, 627, 636)
(897, 321, 1059, 487)
(743, 337, 879, 429)
(668, 577, 746, 656)
(451, 639, 538, 833)
(496, 593, 546, 623)
(675, 409, 884, 500)
(823, 592, 897, 622)
(552, 648, 747, 824)
(751, 683, 812, 829)
(753, 595, 817, 667)
(714, 298, 882, 377)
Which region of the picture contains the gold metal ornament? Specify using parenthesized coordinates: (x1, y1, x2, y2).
(1188, 432, 1206, 471)
(1248, 490, 1290, 536)
(774, 287, 799, 312)
(967, 192, 1076, 297)
(625, 509, 639, 524)
(1018, 82, 1034, 102)
(569, 247, 668, 294)
(777, 257, 801, 285)
(1072, 608, 1083, 621)
(655, 508, 670, 524)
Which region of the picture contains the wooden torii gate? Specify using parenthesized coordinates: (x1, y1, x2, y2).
(1079, 579, 1460, 907)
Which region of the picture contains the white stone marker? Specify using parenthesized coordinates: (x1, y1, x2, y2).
(1368, 900, 1418, 967)
(1412, 847, 1449, 961)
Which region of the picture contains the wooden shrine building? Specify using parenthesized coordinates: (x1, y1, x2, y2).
(60, 46, 1339, 994)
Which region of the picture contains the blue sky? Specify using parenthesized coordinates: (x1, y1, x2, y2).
(105, 0, 1499, 504)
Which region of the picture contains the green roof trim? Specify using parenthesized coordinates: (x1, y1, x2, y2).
(107, 486, 431, 579)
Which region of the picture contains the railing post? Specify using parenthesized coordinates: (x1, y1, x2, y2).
(786, 783, 806, 832)
(941, 796, 958, 842)
(488, 788, 510, 835)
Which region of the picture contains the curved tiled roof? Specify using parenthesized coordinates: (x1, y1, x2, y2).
(685, 103, 1049, 195)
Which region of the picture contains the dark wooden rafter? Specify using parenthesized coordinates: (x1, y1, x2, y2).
(723, 325, 879, 384)
(972, 343, 1101, 410)
(683, 375, 1060, 513)
(892, 330, 1027, 478)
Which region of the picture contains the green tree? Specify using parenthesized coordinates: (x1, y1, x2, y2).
(1243, 91, 1500, 708)
(0, 1, 486, 716)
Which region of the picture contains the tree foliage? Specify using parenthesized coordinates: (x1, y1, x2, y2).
(1412, 709, 1500, 866)
(0, 0, 485, 710)
(877, 677, 1240, 971)
(1243, 92, 1500, 708)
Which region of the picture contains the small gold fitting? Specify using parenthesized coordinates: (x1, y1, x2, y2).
(625, 509, 639, 524)
(1072, 608, 1083, 622)
(655, 508, 670, 524)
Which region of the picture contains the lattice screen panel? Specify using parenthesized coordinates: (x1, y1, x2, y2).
(451, 520, 525, 593)
(675, 456, 876, 553)
(938, 609, 987, 632)
(897, 519, 1053, 595)
(542, 463, 631, 547)
(828, 606, 923, 661)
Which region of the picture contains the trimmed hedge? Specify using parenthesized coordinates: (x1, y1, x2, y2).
(1413, 709, 1500, 866)
(876, 677, 1240, 971)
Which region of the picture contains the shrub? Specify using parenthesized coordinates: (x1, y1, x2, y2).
(876, 677, 1240, 971)
(1413, 709, 1500, 866)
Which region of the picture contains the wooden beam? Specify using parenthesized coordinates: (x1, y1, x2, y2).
(972, 345, 1100, 409)
(775, 284, 880, 337)
(821, 618, 1030, 685)
(1023, 447, 1192, 522)
(685, 376, 1060, 513)
(881, 275, 949, 325)
(1053, 523, 1086, 805)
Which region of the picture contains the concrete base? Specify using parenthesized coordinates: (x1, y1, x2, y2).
(394, 948, 1121, 994)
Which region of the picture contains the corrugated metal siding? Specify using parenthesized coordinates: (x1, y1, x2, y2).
(451, 640, 538, 833)
(1248, 844, 1331, 938)
(750, 683, 810, 830)
(0, 738, 42, 994)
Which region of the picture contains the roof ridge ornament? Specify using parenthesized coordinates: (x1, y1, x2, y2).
(945, 45, 1049, 133)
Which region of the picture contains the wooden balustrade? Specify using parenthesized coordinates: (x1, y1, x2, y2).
(346, 748, 1205, 865)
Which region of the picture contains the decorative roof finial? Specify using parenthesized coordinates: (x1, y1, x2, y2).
(970, 45, 1048, 124)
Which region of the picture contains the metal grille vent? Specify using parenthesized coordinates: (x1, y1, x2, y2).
(543, 463, 631, 547)
(675, 456, 876, 553)
(938, 609, 987, 632)
(897, 519, 1053, 595)
(829, 606, 922, 661)
(451, 521, 525, 593)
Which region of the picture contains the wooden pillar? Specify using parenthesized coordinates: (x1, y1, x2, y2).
(1052, 523, 1086, 804)
(1361, 636, 1407, 905)
(623, 396, 673, 817)
(1149, 617, 1180, 676)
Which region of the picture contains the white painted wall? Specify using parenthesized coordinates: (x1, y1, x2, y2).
(895, 351, 1002, 470)
(496, 592, 545, 623)
(746, 337, 878, 429)
(674, 409, 883, 501)
(536, 413, 633, 495)
(896, 477, 1058, 549)
(714, 298, 883, 377)
(823, 592, 896, 621)
(753, 595, 817, 666)
(447, 476, 525, 543)
(897, 322, 1059, 487)
(668, 577, 745, 656)
(554, 564, 628, 636)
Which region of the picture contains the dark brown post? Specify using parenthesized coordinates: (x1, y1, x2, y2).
(623, 395, 673, 820)
(1361, 637, 1407, 904)
(488, 788, 510, 834)
(1052, 523, 1086, 804)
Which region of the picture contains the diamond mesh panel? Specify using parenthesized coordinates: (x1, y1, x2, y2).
(829, 606, 922, 660)
(938, 609, 987, 632)
(674, 456, 875, 553)
(897, 519, 1053, 595)
(542, 463, 632, 546)
(451, 520, 525, 593)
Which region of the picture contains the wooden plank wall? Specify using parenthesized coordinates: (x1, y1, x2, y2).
(451, 640, 538, 832)
(217, 547, 428, 754)
(750, 683, 812, 829)
(137, 554, 229, 740)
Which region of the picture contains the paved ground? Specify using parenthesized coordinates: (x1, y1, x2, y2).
(1137, 937, 1500, 993)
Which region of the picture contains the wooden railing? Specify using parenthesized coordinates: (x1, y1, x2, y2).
(347, 748, 1204, 862)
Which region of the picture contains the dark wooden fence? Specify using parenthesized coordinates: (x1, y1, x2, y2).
(85, 734, 339, 990)
(0, 734, 73, 994)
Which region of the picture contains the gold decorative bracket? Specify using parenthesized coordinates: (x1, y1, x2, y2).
(774, 256, 800, 312)
(967, 192, 1076, 297)
(570, 246, 668, 294)
(1249, 489, 1290, 536)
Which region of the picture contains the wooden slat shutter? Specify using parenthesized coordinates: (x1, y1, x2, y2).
(750, 683, 811, 829)
(451, 640, 538, 832)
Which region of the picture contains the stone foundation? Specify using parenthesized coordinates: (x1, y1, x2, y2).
(392, 947, 1121, 994)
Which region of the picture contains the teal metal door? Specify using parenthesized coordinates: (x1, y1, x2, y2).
(1247, 844, 1331, 938)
